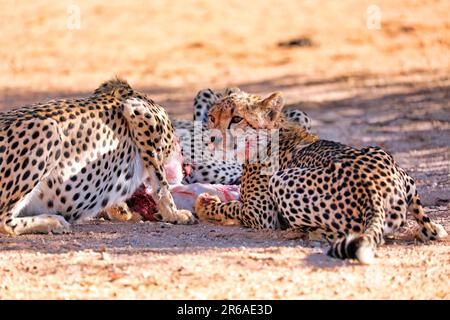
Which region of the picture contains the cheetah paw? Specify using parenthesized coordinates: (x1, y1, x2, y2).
(155, 209, 197, 225)
(194, 193, 221, 220)
(104, 203, 142, 222)
(43, 215, 72, 234)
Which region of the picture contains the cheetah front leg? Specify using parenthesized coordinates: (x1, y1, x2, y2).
(147, 165, 197, 225)
(122, 97, 196, 225)
(195, 194, 242, 226)
(195, 193, 278, 229)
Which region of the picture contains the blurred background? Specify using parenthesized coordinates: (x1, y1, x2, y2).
(0, 0, 448, 114)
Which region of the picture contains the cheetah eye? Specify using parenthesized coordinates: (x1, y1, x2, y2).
(230, 116, 243, 124)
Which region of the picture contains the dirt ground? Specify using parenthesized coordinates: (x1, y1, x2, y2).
(0, 0, 449, 299)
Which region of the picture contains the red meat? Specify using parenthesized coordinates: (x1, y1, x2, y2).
(125, 185, 158, 221)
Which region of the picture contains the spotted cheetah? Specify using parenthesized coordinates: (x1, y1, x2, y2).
(175, 87, 311, 184)
(0, 78, 196, 235)
(195, 91, 447, 264)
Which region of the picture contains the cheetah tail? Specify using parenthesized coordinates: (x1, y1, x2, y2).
(409, 192, 448, 241)
(327, 190, 385, 264)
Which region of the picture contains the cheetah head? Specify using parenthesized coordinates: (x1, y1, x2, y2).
(208, 91, 285, 132)
(207, 91, 285, 155)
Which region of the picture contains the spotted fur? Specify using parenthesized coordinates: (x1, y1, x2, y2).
(195, 91, 448, 264)
(0, 78, 196, 235)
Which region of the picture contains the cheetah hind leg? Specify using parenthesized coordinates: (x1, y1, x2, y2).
(1, 215, 72, 235)
(0, 195, 71, 235)
(0, 181, 71, 236)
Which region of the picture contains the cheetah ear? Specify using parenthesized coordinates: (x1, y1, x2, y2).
(262, 92, 285, 128)
(224, 87, 241, 96)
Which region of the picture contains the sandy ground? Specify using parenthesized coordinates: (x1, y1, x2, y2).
(0, 0, 449, 299)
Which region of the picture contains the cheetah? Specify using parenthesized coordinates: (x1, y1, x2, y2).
(0, 78, 196, 235)
(195, 90, 447, 264)
(175, 87, 311, 184)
